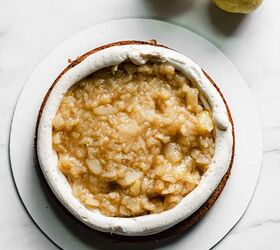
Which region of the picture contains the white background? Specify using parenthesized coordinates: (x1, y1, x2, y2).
(0, 0, 279, 249)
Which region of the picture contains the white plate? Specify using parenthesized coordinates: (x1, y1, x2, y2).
(9, 18, 262, 250)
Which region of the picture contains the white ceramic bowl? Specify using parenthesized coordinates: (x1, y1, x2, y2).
(36, 41, 234, 236)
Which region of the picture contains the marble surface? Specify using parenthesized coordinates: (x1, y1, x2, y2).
(0, 0, 279, 249)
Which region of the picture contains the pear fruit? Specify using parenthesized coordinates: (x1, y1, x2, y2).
(213, 0, 263, 14)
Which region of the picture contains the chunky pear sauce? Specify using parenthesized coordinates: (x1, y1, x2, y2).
(52, 62, 215, 217)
